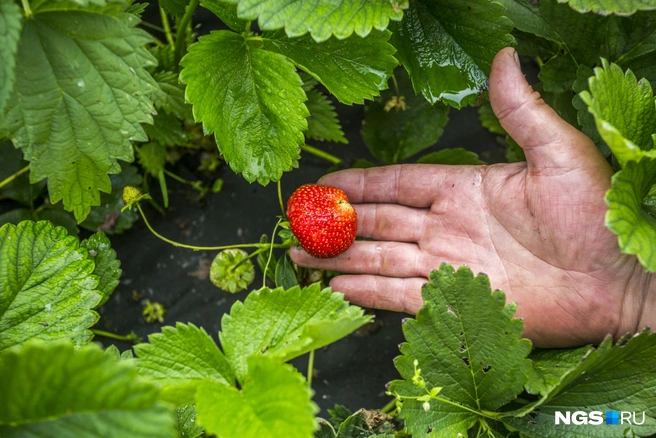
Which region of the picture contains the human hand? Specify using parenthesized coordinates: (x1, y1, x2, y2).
(291, 48, 655, 348)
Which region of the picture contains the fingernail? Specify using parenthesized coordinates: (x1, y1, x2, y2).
(512, 48, 521, 68)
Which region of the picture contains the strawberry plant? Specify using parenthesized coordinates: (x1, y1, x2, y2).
(2, 0, 656, 436)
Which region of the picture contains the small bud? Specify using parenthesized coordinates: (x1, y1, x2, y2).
(122, 186, 142, 205)
(422, 401, 430, 412)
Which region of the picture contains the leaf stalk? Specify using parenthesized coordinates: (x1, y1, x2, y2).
(0, 164, 29, 191)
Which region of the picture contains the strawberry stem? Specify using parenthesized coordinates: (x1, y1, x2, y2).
(277, 180, 286, 217)
(136, 202, 288, 251)
(263, 217, 283, 286)
(0, 165, 29, 191)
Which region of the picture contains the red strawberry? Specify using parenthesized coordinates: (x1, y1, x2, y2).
(287, 184, 357, 258)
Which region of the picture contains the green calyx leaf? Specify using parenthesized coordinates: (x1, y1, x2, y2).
(222, 0, 407, 42)
(220, 283, 372, 382)
(0, 340, 176, 437)
(0, 221, 103, 351)
(262, 30, 397, 105)
(605, 158, 656, 272)
(505, 331, 656, 437)
(181, 31, 307, 185)
(210, 249, 256, 293)
(135, 322, 235, 405)
(557, 0, 656, 15)
(1, 0, 157, 222)
(79, 231, 122, 307)
(0, 0, 21, 114)
(580, 59, 656, 168)
(362, 69, 450, 164)
(388, 264, 532, 436)
(417, 148, 485, 165)
(195, 356, 317, 438)
(389, 0, 515, 108)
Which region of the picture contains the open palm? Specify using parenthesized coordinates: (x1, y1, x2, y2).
(291, 48, 654, 347)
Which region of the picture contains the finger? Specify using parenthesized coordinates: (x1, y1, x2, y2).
(355, 204, 428, 242)
(317, 164, 475, 208)
(489, 48, 606, 174)
(290, 241, 432, 278)
(329, 275, 426, 315)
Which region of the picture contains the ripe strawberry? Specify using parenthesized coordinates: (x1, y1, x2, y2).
(287, 184, 357, 258)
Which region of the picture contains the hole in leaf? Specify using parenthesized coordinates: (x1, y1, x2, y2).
(459, 344, 466, 353)
(482, 364, 492, 373)
(462, 357, 470, 367)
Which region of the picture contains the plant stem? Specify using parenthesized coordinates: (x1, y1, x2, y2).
(301, 144, 342, 165)
(173, 0, 199, 66)
(159, 7, 175, 46)
(136, 202, 288, 251)
(277, 180, 286, 217)
(0, 165, 29, 191)
(307, 349, 315, 389)
(20, 0, 32, 17)
(391, 73, 400, 97)
(263, 218, 282, 285)
(380, 398, 397, 414)
(92, 329, 138, 343)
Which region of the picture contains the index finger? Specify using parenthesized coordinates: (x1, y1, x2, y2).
(318, 164, 479, 208)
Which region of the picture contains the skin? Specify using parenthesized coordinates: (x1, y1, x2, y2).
(291, 47, 655, 348)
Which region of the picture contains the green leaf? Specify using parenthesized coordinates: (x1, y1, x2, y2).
(305, 89, 347, 143)
(0, 0, 21, 114)
(79, 231, 121, 307)
(160, 0, 191, 16)
(175, 404, 204, 438)
(143, 112, 188, 147)
(0, 140, 45, 205)
(335, 409, 395, 437)
(498, 1, 656, 89)
(389, 0, 515, 108)
(478, 102, 505, 136)
(362, 71, 450, 163)
(80, 164, 142, 234)
(37, 206, 79, 236)
(572, 64, 612, 156)
(316, 419, 337, 438)
(505, 331, 656, 437)
(388, 264, 532, 437)
(580, 60, 656, 167)
(557, 0, 656, 15)
(524, 346, 592, 396)
(0, 209, 34, 228)
(505, 136, 526, 163)
(0, 340, 176, 437)
(135, 322, 235, 405)
(181, 31, 307, 184)
(262, 30, 397, 105)
(275, 252, 298, 289)
(257, 234, 277, 282)
(417, 148, 485, 165)
(196, 356, 317, 438)
(200, 0, 249, 32)
(0, 221, 101, 351)
(137, 142, 167, 177)
(223, 0, 407, 42)
(151, 71, 193, 120)
(606, 157, 656, 272)
(1, 0, 157, 222)
(220, 283, 371, 382)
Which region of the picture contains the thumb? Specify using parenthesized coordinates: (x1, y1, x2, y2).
(489, 47, 603, 173)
